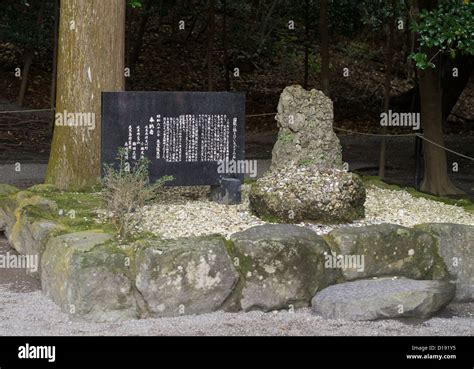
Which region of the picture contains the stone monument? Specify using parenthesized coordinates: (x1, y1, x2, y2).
(249, 85, 366, 223)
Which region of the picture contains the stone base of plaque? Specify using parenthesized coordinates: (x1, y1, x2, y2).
(210, 178, 241, 205)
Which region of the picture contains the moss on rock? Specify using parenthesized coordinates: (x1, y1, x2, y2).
(229, 224, 338, 312)
(41, 230, 137, 322)
(324, 224, 449, 281)
(134, 234, 240, 317)
(0, 184, 20, 197)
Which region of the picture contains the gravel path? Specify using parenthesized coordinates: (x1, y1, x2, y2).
(0, 286, 472, 336)
(0, 236, 473, 337)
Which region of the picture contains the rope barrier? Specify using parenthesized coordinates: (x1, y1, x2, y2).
(332, 126, 474, 161)
(245, 112, 277, 117)
(333, 126, 417, 137)
(0, 109, 54, 114)
(415, 134, 474, 161)
(0, 107, 472, 161)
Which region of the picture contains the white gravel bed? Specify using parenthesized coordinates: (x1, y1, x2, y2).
(137, 185, 474, 239)
(306, 186, 474, 235)
(0, 285, 472, 336)
(138, 185, 266, 239)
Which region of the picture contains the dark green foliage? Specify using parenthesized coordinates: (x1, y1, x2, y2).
(0, 0, 55, 50)
(410, 0, 474, 69)
(129, 0, 143, 8)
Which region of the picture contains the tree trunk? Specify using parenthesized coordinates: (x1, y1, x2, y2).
(303, 0, 309, 89)
(50, 0, 60, 131)
(416, 0, 464, 195)
(17, 50, 33, 107)
(46, 0, 126, 190)
(170, 3, 177, 86)
(378, 0, 396, 179)
(223, 0, 230, 90)
(319, 0, 329, 96)
(207, 0, 215, 91)
(419, 62, 464, 195)
(18, 2, 45, 107)
(125, 3, 133, 90)
(129, 0, 154, 69)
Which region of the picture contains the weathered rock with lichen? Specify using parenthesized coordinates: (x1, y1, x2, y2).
(135, 235, 239, 317)
(272, 85, 342, 169)
(229, 224, 338, 311)
(0, 184, 19, 197)
(417, 223, 474, 302)
(249, 85, 365, 224)
(41, 231, 138, 322)
(0, 194, 18, 234)
(1, 191, 65, 278)
(324, 224, 449, 281)
(312, 277, 455, 321)
(9, 193, 60, 245)
(249, 164, 365, 223)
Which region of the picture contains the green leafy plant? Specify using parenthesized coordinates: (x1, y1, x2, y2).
(410, 0, 474, 69)
(128, 0, 142, 8)
(101, 147, 172, 239)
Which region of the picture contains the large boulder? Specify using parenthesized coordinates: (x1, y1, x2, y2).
(134, 235, 239, 317)
(272, 85, 342, 169)
(249, 164, 365, 223)
(250, 85, 365, 224)
(417, 223, 474, 302)
(311, 278, 456, 320)
(312, 277, 455, 320)
(2, 192, 64, 278)
(229, 224, 338, 311)
(10, 218, 63, 278)
(0, 194, 18, 233)
(41, 231, 138, 322)
(324, 224, 448, 281)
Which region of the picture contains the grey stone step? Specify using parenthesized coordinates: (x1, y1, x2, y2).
(311, 277, 455, 321)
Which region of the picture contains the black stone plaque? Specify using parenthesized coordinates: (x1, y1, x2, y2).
(101, 91, 245, 186)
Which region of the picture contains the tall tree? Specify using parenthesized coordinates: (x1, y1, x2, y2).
(207, 0, 215, 91)
(378, 0, 396, 179)
(129, 0, 155, 69)
(17, 6, 43, 107)
(0, 1, 54, 107)
(46, 0, 126, 190)
(223, 0, 230, 90)
(319, 0, 330, 96)
(304, 0, 310, 89)
(412, 0, 473, 195)
(50, 0, 60, 130)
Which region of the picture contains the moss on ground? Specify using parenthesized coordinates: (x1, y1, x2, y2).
(15, 186, 116, 236)
(361, 175, 474, 215)
(243, 178, 257, 185)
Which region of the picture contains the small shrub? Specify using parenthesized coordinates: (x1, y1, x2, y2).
(101, 147, 172, 239)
